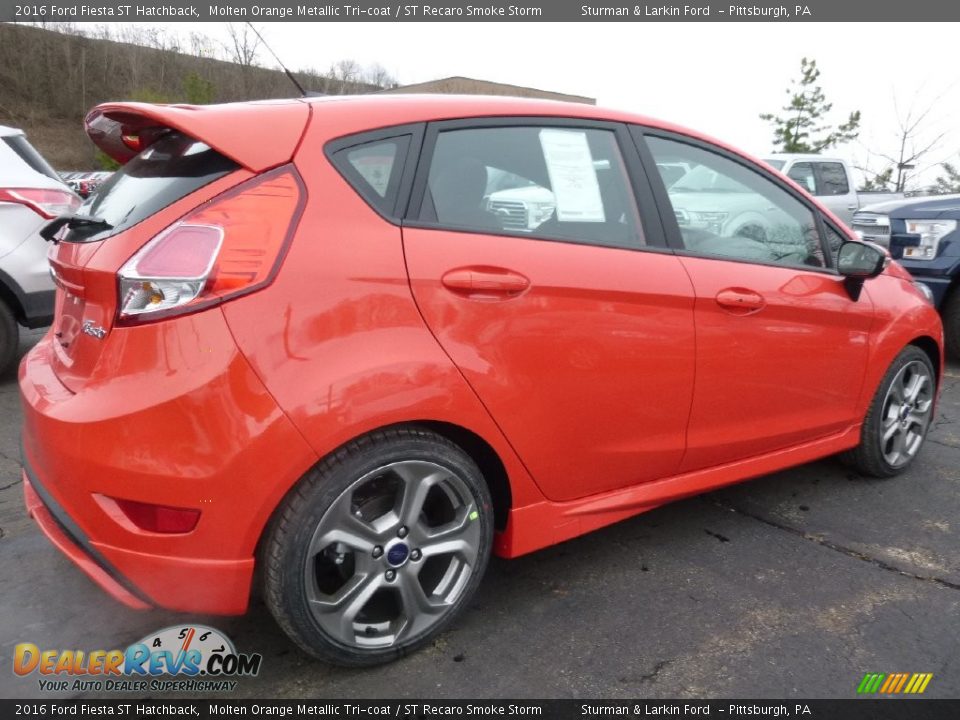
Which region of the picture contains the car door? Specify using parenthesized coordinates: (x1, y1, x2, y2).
(637, 131, 876, 472)
(401, 120, 696, 502)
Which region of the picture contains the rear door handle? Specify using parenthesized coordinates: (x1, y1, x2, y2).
(715, 288, 765, 315)
(441, 267, 530, 299)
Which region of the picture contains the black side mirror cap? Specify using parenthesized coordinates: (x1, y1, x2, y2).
(837, 240, 887, 301)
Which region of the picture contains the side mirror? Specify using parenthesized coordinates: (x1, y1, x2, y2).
(837, 241, 886, 301)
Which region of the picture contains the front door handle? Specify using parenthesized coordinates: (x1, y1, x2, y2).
(441, 267, 530, 299)
(716, 288, 765, 315)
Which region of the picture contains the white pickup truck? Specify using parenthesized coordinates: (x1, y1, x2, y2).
(763, 154, 903, 227)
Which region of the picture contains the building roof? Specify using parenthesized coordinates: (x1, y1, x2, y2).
(384, 76, 595, 105)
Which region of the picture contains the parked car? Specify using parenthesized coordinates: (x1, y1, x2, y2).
(20, 96, 943, 667)
(0, 125, 80, 373)
(763, 154, 902, 226)
(60, 170, 113, 198)
(853, 195, 960, 358)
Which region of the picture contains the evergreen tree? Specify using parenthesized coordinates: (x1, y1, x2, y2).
(760, 58, 861, 153)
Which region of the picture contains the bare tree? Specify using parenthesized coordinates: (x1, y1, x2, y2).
(224, 23, 262, 68)
(365, 63, 397, 89)
(856, 87, 953, 193)
(328, 59, 363, 94)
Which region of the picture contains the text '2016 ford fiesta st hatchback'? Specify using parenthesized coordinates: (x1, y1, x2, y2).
(20, 96, 943, 666)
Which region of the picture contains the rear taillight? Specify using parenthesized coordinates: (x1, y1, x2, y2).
(117, 166, 305, 324)
(0, 188, 80, 219)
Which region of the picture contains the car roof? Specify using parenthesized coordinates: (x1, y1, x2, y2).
(302, 93, 773, 165)
(0, 124, 24, 137)
(306, 93, 680, 130)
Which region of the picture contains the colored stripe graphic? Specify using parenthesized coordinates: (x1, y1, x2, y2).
(857, 672, 932, 694)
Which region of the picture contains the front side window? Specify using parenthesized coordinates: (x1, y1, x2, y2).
(421, 125, 644, 249)
(647, 136, 825, 268)
(787, 162, 817, 193)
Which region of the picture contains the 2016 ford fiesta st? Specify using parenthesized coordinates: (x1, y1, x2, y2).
(20, 95, 943, 666)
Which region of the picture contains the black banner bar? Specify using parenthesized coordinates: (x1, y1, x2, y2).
(3, 700, 960, 720)
(2, 0, 960, 22)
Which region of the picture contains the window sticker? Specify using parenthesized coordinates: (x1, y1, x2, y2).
(538, 129, 605, 223)
(349, 143, 397, 198)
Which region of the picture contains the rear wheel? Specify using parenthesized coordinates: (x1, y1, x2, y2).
(843, 346, 936, 477)
(0, 301, 18, 376)
(263, 427, 493, 666)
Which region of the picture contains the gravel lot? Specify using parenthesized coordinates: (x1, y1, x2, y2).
(2, 329, 958, 699)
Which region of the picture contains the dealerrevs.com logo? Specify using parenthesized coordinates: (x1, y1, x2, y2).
(13, 625, 262, 693)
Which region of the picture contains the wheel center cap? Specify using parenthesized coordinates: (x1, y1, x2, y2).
(385, 541, 410, 568)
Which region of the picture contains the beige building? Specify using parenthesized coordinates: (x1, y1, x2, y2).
(385, 76, 595, 105)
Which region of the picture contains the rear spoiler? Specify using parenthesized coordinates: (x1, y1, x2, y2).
(84, 100, 310, 171)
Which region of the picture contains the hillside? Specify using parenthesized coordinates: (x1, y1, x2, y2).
(0, 24, 382, 170)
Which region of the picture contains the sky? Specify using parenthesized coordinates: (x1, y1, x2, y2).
(136, 21, 960, 187)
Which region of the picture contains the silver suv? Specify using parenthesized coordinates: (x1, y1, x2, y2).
(0, 125, 79, 373)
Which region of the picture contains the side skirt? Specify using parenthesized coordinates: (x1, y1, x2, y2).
(494, 425, 861, 558)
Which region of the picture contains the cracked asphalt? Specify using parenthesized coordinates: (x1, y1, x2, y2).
(2, 328, 958, 699)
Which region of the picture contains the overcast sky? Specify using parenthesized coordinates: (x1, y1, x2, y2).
(145, 21, 960, 186)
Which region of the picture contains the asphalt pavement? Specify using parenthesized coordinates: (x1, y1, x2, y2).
(2, 329, 958, 699)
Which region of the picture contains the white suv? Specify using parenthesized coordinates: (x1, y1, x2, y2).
(0, 125, 79, 373)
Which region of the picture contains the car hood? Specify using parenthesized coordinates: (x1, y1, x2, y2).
(488, 186, 555, 203)
(859, 194, 960, 218)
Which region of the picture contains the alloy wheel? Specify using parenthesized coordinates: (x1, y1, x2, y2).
(879, 360, 934, 468)
(304, 460, 482, 649)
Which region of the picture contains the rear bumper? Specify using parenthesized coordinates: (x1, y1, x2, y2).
(23, 470, 150, 610)
(19, 317, 316, 615)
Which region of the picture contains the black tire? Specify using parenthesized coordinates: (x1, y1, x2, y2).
(842, 346, 937, 478)
(943, 288, 960, 361)
(0, 300, 19, 377)
(262, 426, 493, 666)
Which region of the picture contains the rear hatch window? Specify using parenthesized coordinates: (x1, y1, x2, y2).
(63, 131, 238, 243)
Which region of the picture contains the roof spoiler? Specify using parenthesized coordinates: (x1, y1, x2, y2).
(84, 100, 310, 171)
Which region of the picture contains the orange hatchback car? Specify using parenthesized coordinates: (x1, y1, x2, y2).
(20, 95, 943, 665)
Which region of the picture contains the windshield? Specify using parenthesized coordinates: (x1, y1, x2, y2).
(671, 165, 752, 193)
(65, 131, 238, 242)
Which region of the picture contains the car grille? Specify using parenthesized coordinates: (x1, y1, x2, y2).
(851, 212, 891, 247)
(489, 200, 528, 230)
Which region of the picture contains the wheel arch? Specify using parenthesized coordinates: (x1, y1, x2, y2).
(909, 335, 942, 384)
(416, 420, 512, 532)
(254, 418, 516, 564)
(0, 269, 26, 325)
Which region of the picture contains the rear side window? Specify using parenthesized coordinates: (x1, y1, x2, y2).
(817, 162, 849, 195)
(330, 136, 411, 217)
(419, 125, 644, 249)
(65, 131, 238, 242)
(3, 135, 61, 182)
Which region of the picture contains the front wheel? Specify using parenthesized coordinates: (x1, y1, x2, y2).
(263, 427, 493, 666)
(843, 346, 937, 477)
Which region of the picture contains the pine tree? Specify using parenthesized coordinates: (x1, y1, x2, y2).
(760, 58, 861, 153)
(932, 163, 960, 194)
